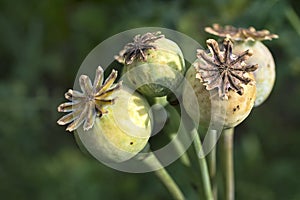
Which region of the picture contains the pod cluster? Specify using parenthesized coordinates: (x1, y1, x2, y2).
(57, 25, 278, 162)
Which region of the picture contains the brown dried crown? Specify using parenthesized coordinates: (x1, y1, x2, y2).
(205, 24, 279, 41)
(57, 66, 122, 132)
(195, 38, 258, 100)
(115, 31, 165, 64)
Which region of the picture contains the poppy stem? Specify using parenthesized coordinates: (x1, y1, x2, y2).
(208, 130, 218, 200)
(154, 167, 186, 200)
(221, 128, 235, 200)
(191, 128, 214, 200)
(145, 152, 185, 200)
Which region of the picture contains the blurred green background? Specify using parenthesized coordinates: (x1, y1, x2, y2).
(1, 0, 300, 199)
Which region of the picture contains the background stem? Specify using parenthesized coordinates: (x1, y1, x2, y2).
(222, 128, 235, 200)
(285, 5, 300, 36)
(144, 152, 185, 200)
(154, 167, 185, 200)
(191, 128, 214, 200)
(208, 130, 218, 200)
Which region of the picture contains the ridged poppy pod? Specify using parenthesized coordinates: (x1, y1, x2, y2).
(183, 39, 257, 129)
(205, 24, 278, 107)
(57, 66, 151, 163)
(232, 41, 276, 106)
(116, 32, 185, 97)
(76, 87, 151, 163)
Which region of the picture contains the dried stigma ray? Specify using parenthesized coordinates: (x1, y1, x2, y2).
(57, 66, 122, 132)
(195, 38, 258, 100)
(115, 31, 164, 64)
(205, 24, 279, 41)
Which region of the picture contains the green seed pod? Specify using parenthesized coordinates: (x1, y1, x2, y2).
(57, 66, 151, 163)
(116, 32, 185, 97)
(233, 41, 275, 106)
(183, 67, 256, 129)
(183, 39, 257, 129)
(76, 87, 151, 163)
(205, 24, 278, 107)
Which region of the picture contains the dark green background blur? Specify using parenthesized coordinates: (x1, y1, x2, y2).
(1, 0, 300, 199)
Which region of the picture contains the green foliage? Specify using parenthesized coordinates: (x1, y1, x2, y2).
(1, 0, 300, 199)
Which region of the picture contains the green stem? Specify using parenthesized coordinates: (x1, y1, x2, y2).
(221, 128, 235, 200)
(169, 133, 191, 167)
(144, 152, 185, 200)
(208, 130, 218, 200)
(191, 128, 214, 200)
(285, 6, 300, 37)
(165, 104, 191, 167)
(154, 167, 185, 200)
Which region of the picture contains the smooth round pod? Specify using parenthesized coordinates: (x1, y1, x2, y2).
(183, 66, 256, 129)
(76, 87, 152, 163)
(123, 37, 185, 97)
(233, 41, 276, 107)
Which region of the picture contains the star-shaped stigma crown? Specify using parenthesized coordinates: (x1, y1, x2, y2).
(57, 66, 122, 132)
(205, 24, 279, 42)
(195, 38, 258, 100)
(115, 31, 164, 64)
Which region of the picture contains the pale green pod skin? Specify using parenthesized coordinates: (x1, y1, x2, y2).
(183, 66, 256, 129)
(232, 41, 276, 107)
(76, 87, 151, 163)
(123, 38, 185, 97)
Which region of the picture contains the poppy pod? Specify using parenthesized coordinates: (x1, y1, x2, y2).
(183, 39, 257, 129)
(232, 41, 276, 106)
(76, 87, 152, 163)
(57, 66, 152, 163)
(116, 32, 185, 97)
(205, 24, 278, 106)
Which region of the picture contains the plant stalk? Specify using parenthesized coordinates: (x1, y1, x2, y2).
(144, 152, 185, 200)
(208, 130, 218, 200)
(285, 6, 300, 37)
(154, 167, 185, 200)
(191, 128, 214, 200)
(221, 128, 235, 200)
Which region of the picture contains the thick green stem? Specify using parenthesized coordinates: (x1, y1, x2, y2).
(144, 152, 185, 200)
(154, 167, 185, 200)
(191, 128, 214, 200)
(208, 130, 218, 200)
(221, 128, 235, 200)
(165, 104, 191, 167)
